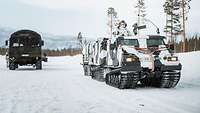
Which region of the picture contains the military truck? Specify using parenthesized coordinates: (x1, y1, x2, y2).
(5, 30, 44, 70)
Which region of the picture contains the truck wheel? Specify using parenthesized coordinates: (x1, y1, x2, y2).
(9, 62, 16, 70)
(36, 60, 42, 70)
(14, 64, 18, 69)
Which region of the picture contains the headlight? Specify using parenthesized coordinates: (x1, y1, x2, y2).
(166, 56, 178, 61)
(171, 57, 178, 61)
(126, 57, 136, 62)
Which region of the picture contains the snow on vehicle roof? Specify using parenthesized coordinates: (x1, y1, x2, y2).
(123, 35, 166, 40)
(123, 35, 149, 39)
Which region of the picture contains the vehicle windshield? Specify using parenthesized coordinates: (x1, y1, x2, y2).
(122, 39, 139, 47)
(11, 37, 40, 48)
(147, 38, 165, 47)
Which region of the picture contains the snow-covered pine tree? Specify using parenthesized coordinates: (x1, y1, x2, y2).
(164, 0, 191, 52)
(180, 0, 191, 52)
(163, 0, 182, 46)
(77, 32, 84, 49)
(107, 7, 118, 38)
(135, 0, 146, 35)
(77, 32, 83, 45)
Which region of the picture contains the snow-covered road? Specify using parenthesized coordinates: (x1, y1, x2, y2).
(0, 52, 200, 113)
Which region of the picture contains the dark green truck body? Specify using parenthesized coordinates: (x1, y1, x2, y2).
(6, 30, 44, 70)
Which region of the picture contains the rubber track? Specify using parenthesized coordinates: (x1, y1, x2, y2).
(159, 72, 181, 88)
(105, 71, 139, 89)
(92, 68, 105, 82)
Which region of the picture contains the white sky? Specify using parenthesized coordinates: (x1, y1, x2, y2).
(0, 0, 199, 38)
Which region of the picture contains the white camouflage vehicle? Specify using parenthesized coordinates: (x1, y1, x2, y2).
(82, 35, 182, 89)
(82, 36, 143, 88)
(137, 35, 182, 88)
(81, 12, 181, 89)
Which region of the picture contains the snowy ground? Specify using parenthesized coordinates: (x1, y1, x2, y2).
(0, 52, 200, 113)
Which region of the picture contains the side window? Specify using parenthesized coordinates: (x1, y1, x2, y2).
(101, 40, 107, 50)
(117, 37, 124, 46)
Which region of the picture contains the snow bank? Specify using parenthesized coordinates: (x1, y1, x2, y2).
(178, 51, 200, 87)
(0, 52, 200, 113)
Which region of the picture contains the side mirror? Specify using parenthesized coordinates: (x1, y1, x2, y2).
(170, 44, 174, 51)
(41, 40, 44, 46)
(5, 40, 8, 46)
(133, 29, 138, 35)
(43, 53, 47, 57)
(156, 28, 160, 34)
(132, 23, 138, 35)
(117, 37, 124, 45)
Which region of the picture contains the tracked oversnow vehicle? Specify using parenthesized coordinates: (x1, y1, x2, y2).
(81, 8, 182, 89)
(5, 30, 44, 70)
(82, 35, 182, 89)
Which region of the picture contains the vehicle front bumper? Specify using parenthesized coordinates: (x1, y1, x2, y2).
(160, 63, 182, 71)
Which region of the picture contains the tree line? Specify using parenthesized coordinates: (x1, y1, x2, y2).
(43, 48, 81, 56)
(1, 34, 200, 55)
(175, 34, 200, 52)
(134, 0, 192, 52)
(0, 48, 81, 56)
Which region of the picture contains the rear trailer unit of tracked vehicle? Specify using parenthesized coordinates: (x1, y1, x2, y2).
(82, 36, 144, 89)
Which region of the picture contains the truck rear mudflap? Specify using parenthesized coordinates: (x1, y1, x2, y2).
(14, 57, 41, 65)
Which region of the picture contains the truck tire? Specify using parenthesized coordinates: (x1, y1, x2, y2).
(9, 62, 16, 70)
(36, 60, 42, 70)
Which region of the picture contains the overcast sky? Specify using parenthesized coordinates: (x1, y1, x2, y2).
(0, 0, 199, 38)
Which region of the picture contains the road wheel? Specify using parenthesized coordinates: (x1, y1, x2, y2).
(140, 78, 152, 86)
(9, 62, 16, 70)
(36, 60, 42, 70)
(15, 64, 18, 69)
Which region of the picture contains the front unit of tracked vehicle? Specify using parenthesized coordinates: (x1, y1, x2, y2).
(137, 35, 182, 88)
